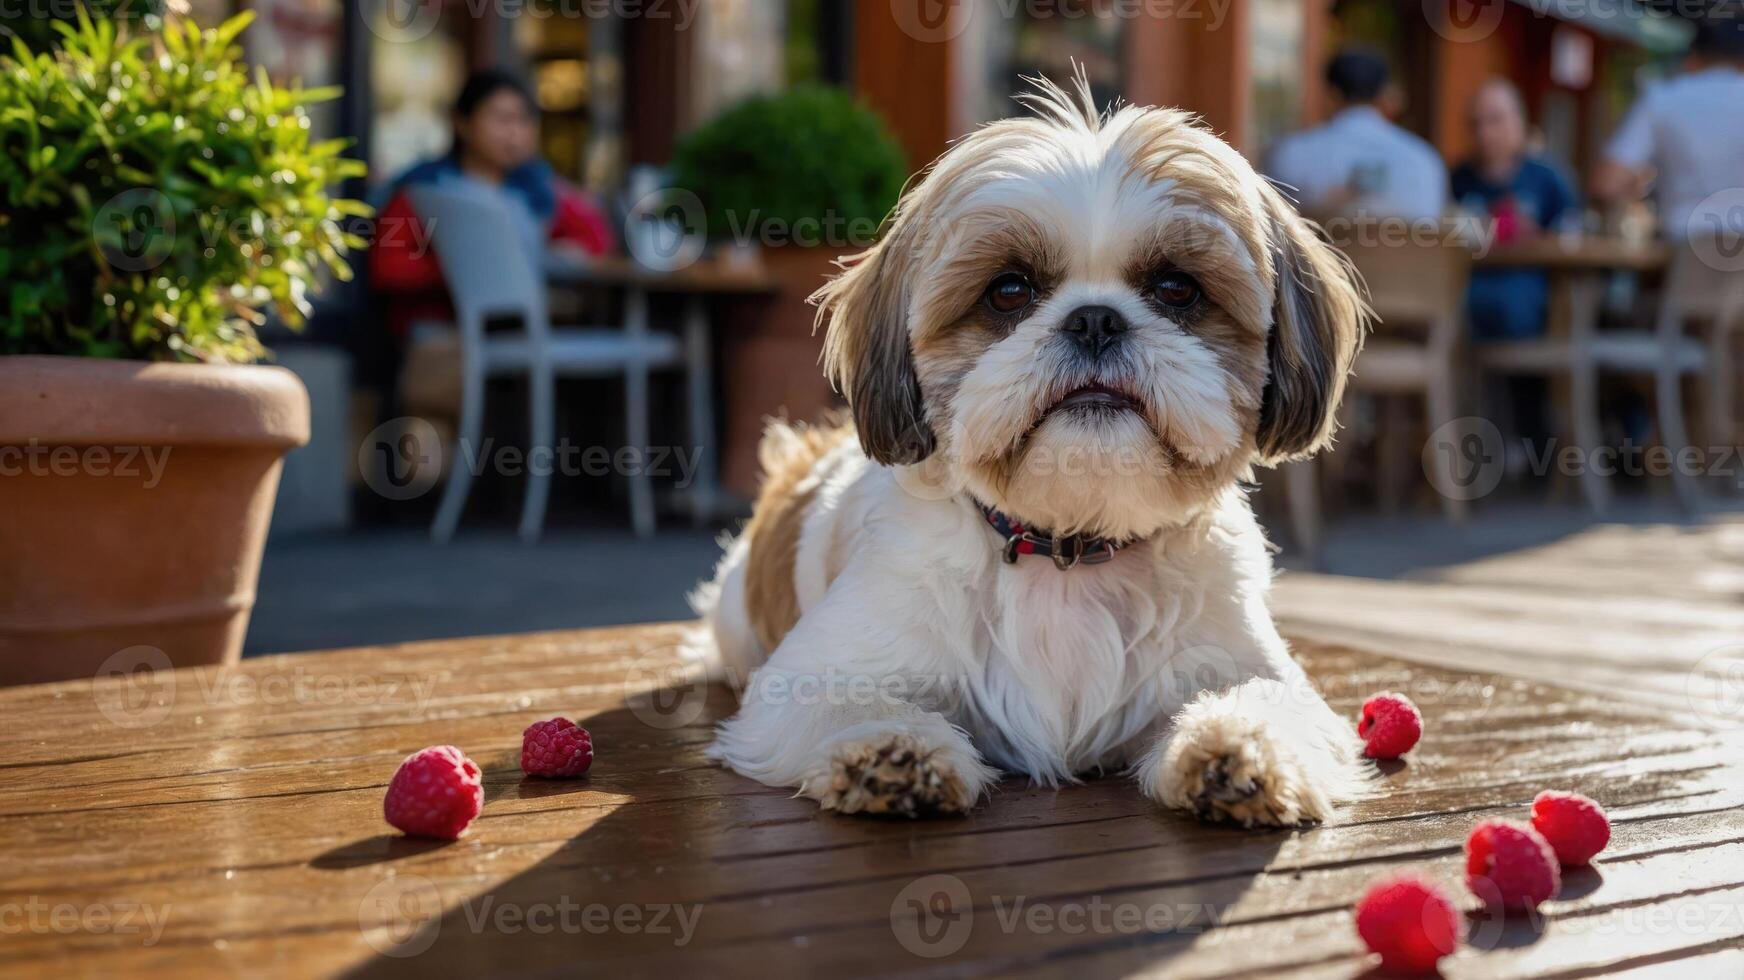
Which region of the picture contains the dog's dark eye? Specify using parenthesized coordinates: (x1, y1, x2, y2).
(1151, 272, 1201, 310)
(984, 272, 1036, 315)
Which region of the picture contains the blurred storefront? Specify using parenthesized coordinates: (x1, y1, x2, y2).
(183, 0, 1703, 512)
(179, 1, 1701, 222)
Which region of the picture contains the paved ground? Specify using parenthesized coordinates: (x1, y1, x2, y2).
(246, 494, 1740, 656)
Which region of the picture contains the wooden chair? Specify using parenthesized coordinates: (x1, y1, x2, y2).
(1634, 241, 1743, 505)
(1476, 238, 1743, 511)
(1286, 236, 1472, 563)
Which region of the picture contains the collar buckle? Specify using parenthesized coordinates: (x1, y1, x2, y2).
(1050, 534, 1084, 570)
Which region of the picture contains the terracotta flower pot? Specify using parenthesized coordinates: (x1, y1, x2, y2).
(0, 356, 309, 685)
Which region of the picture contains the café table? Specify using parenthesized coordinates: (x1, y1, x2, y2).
(1471, 236, 1671, 512)
(543, 253, 776, 525)
(2, 621, 1741, 977)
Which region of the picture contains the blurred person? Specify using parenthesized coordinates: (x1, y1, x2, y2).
(355, 70, 614, 415)
(1268, 48, 1447, 222)
(373, 69, 613, 294)
(1450, 78, 1578, 340)
(1593, 8, 1744, 240)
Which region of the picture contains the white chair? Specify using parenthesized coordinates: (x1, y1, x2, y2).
(407, 186, 684, 541)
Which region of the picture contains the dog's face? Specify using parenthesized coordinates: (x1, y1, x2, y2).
(817, 80, 1367, 540)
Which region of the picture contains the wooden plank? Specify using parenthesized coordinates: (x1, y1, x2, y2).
(0, 625, 1740, 978)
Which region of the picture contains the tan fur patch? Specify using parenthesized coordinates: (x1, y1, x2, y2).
(743, 418, 854, 652)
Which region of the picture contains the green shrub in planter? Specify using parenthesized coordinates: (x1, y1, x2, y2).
(0, 12, 368, 363)
(668, 85, 907, 250)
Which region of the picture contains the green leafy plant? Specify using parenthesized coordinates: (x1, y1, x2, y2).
(0, 12, 368, 363)
(668, 85, 907, 248)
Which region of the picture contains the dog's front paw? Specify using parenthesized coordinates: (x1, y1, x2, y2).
(1145, 713, 1326, 828)
(821, 734, 978, 818)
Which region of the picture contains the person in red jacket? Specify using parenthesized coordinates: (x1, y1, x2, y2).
(370, 69, 614, 335)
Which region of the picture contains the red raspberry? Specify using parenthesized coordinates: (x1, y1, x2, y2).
(383, 745, 483, 840)
(1354, 874, 1463, 974)
(1531, 791, 1611, 867)
(521, 717, 593, 778)
(1358, 692, 1422, 759)
(1465, 819, 1560, 912)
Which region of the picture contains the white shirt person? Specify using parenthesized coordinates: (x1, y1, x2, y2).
(1267, 49, 1448, 223)
(1596, 15, 1744, 241)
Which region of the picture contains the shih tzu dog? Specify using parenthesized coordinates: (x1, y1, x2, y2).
(692, 77, 1371, 826)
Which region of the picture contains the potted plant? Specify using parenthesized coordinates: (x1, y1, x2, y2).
(0, 13, 367, 684)
(668, 86, 906, 498)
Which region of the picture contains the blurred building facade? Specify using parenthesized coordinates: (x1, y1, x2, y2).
(191, 2, 1694, 201)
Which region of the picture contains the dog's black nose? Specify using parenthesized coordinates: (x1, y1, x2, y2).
(1062, 305, 1128, 357)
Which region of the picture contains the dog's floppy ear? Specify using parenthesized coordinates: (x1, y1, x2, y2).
(812, 209, 937, 466)
(1254, 185, 1369, 463)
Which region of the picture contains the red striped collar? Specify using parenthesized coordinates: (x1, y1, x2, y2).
(975, 500, 1131, 570)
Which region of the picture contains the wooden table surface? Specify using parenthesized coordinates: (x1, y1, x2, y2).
(3, 617, 1742, 978)
(545, 253, 779, 293)
(1472, 236, 1670, 272)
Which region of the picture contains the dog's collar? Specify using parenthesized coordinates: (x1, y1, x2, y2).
(976, 500, 1130, 570)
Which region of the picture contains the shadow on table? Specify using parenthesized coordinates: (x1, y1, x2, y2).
(330, 683, 1287, 977)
